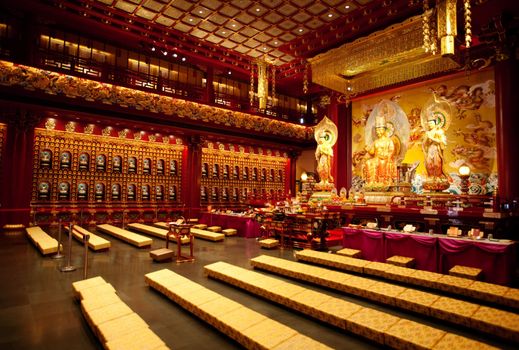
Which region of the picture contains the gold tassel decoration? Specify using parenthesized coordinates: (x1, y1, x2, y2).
(271, 65, 276, 107)
(437, 0, 457, 56)
(464, 0, 472, 48)
(249, 63, 254, 105)
(257, 59, 268, 110)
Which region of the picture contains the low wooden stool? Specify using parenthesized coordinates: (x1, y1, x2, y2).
(149, 248, 174, 262)
(207, 226, 222, 233)
(387, 255, 415, 268)
(336, 248, 362, 258)
(259, 238, 279, 249)
(222, 228, 237, 236)
(192, 224, 208, 230)
(449, 265, 482, 280)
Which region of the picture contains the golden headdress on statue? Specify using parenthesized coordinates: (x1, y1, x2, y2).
(314, 116, 338, 147)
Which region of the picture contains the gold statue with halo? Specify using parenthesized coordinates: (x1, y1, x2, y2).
(421, 93, 452, 191)
(314, 116, 338, 191)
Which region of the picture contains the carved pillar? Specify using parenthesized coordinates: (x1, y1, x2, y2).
(182, 135, 203, 219)
(0, 109, 40, 226)
(495, 58, 519, 202)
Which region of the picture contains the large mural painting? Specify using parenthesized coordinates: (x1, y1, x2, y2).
(351, 69, 496, 195)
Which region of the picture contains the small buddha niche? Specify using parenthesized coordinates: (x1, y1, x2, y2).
(78, 152, 90, 171)
(128, 157, 137, 174)
(157, 159, 164, 175)
(143, 158, 151, 175)
(40, 150, 52, 169)
(38, 181, 50, 200)
(60, 151, 71, 169)
(58, 182, 70, 200)
(202, 163, 208, 178)
(111, 183, 121, 200)
(127, 184, 136, 201)
(142, 185, 150, 200)
(169, 186, 177, 201)
(95, 183, 105, 201)
(96, 154, 106, 172)
(170, 160, 177, 176)
(223, 165, 229, 179)
(112, 156, 122, 173)
(156, 185, 164, 201)
(77, 183, 88, 200)
(213, 164, 219, 178)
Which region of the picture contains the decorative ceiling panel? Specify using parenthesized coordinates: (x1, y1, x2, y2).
(87, 0, 421, 68)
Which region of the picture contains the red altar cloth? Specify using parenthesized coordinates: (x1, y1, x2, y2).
(199, 213, 261, 238)
(342, 227, 517, 285)
(438, 237, 517, 285)
(342, 227, 385, 262)
(384, 231, 438, 272)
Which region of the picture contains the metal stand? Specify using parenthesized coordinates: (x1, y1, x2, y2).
(83, 233, 90, 279)
(51, 219, 64, 259)
(60, 224, 76, 272)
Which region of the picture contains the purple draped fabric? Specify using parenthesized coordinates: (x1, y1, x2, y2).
(199, 213, 261, 238)
(342, 228, 385, 262)
(341, 227, 517, 285)
(385, 232, 438, 272)
(438, 237, 517, 285)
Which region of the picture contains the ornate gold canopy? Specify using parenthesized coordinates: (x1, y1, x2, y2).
(309, 16, 461, 98)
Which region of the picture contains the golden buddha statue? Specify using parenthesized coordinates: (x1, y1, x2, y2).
(314, 116, 338, 191)
(363, 103, 398, 188)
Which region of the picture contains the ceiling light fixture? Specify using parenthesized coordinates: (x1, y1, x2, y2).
(173, 53, 178, 58)
(328, 14, 333, 18)
(298, 28, 303, 32)
(182, 57, 186, 61)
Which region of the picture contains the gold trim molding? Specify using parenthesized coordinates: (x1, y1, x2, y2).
(0, 60, 309, 141)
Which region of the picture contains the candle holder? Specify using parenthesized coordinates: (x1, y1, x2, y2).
(458, 165, 471, 195)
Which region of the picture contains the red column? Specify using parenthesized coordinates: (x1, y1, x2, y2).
(0, 110, 39, 227)
(286, 151, 300, 197)
(329, 96, 351, 191)
(181, 135, 203, 220)
(495, 59, 519, 203)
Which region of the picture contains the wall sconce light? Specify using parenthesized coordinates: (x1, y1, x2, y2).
(301, 172, 308, 182)
(459, 165, 471, 194)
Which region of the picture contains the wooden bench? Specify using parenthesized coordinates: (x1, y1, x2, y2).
(258, 238, 279, 249)
(127, 223, 190, 244)
(96, 224, 152, 248)
(26, 226, 61, 255)
(145, 268, 331, 350)
(336, 248, 362, 258)
(205, 261, 496, 349)
(73, 276, 170, 349)
(66, 225, 111, 251)
(386, 255, 415, 268)
(192, 224, 208, 230)
(222, 228, 237, 236)
(207, 226, 222, 233)
(449, 265, 483, 280)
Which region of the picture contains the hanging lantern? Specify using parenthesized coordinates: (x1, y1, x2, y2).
(257, 59, 268, 110)
(422, 0, 472, 57)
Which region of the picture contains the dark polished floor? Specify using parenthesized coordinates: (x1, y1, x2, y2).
(0, 226, 515, 350)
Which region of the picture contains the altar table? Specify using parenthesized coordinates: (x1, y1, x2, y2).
(199, 213, 261, 238)
(342, 227, 517, 285)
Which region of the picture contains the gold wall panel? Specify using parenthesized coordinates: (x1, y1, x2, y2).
(201, 144, 288, 206)
(32, 127, 184, 204)
(351, 68, 497, 195)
